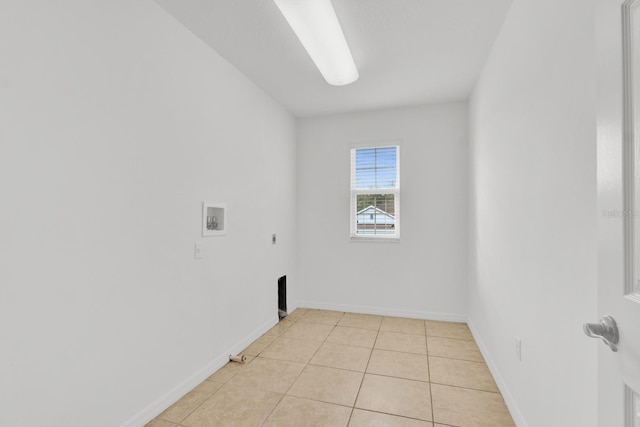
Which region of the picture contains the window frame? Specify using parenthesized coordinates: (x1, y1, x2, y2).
(349, 143, 401, 241)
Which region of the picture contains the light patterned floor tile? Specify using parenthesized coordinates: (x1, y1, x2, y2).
(181, 384, 282, 427)
(283, 322, 334, 341)
(431, 383, 514, 427)
(264, 318, 296, 337)
(157, 390, 212, 424)
(355, 374, 432, 421)
(348, 409, 433, 427)
(287, 364, 363, 406)
(366, 349, 429, 381)
(375, 331, 427, 355)
(425, 320, 473, 340)
(381, 317, 426, 335)
(299, 310, 344, 325)
(338, 313, 383, 330)
(263, 395, 351, 427)
(310, 342, 372, 372)
(227, 357, 305, 394)
(242, 334, 277, 356)
(151, 309, 515, 427)
(429, 357, 498, 392)
(286, 308, 310, 321)
(326, 326, 378, 348)
(259, 336, 323, 363)
(191, 381, 223, 395)
(427, 336, 483, 362)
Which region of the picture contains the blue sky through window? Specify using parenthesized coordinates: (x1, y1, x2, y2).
(355, 146, 397, 189)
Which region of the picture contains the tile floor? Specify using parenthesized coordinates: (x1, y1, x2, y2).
(146, 308, 515, 427)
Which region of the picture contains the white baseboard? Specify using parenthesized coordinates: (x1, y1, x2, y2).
(295, 300, 467, 323)
(466, 317, 528, 427)
(286, 300, 298, 315)
(120, 315, 279, 427)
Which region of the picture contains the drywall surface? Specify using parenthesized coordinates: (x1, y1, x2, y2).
(0, 1, 296, 426)
(468, 0, 597, 425)
(296, 103, 468, 320)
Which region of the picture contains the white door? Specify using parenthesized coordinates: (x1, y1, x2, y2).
(596, 0, 640, 425)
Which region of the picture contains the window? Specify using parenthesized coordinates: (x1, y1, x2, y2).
(350, 145, 400, 239)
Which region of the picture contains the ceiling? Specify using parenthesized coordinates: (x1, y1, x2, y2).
(154, 0, 514, 117)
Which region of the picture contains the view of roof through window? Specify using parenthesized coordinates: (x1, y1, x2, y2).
(352, 146, 399, 237)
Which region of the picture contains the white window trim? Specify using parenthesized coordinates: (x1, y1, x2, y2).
(350, 143, 400, 242)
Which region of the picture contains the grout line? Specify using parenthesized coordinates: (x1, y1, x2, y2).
(334, 324, 381, 332)
(367, 346, 428, 357)
(427, 334, 475, 342)
(428, 354, 487, 365)
(259, 310, 344, 426)
(306, 361, 370, 374)
(258, 311, 311, 426)
(255, 311, 308, 427)
(157, 356, 256, 426)
(361, 371, 429, 383)
(428, 354, 486, 363)
(346, 322, 379, 426)
(426, 320, 434, 424)
(379, 330, 427, 337)
(160, 386, 219, 426)
(279, 394, 357, 410)
(347, 407, 435, 424)
(172, 308, 508, 427)
(257, 392, 285, 426)
(428, 381, 502, 394)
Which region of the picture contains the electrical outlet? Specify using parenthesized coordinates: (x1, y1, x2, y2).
(515, 336, 522, 361)
(195, 242, 203, 259)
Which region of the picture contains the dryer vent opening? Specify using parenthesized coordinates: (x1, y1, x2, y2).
(278, 275, 287, 320)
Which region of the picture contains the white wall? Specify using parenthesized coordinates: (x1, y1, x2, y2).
(468, 0, 598, 425)
(0, 1, 296, 426)
(296, 103, 468, 320)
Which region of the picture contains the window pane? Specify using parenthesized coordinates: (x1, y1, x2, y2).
(355, 194, 396, 235)
(355, 169, 376, 189)
(376, 168, 396, 188)
(355, 146, 397, 189)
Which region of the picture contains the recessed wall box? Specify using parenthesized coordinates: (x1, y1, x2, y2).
(202, 202, 226, 237)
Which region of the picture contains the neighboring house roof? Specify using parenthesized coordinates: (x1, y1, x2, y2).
(357, 205, 395, 219)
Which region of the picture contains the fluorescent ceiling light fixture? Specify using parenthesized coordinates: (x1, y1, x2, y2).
(273, 0, 359, 86)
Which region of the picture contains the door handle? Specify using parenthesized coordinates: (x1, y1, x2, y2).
(583, 315, 619, 352)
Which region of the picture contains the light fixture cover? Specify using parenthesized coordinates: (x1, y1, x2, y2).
(273, 0, 359, 86)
